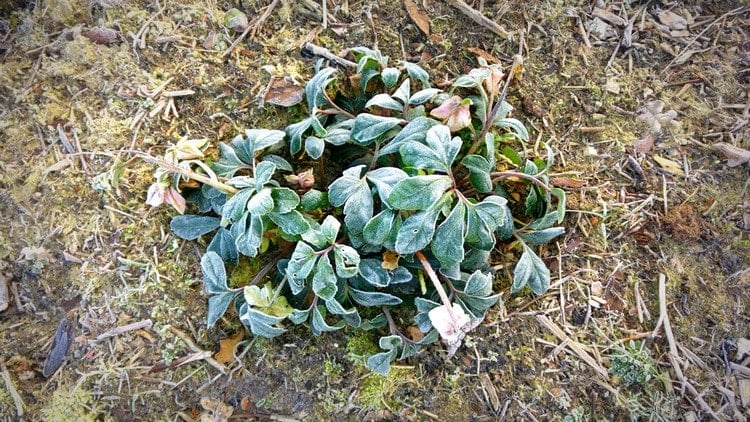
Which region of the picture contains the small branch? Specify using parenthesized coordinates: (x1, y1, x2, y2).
(139, 154, 239, 194)
(382, 306, 415, 345)
(301, 42, 356, 69)
(96, 319, 153, 341)
(444, 0, 511, 39)
(0, 362, 24, 417)
(169, 326, 227, 374)
(415, 251, 456, 321)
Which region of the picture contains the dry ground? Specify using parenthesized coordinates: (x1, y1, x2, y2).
(1, 0, 749, 420)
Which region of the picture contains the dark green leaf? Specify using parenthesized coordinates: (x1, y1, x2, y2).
(207, 292, 237, 328)
(394, 207, 440, 254)
(270, 188, 300, 214)
(500, 146, 522, 165)
(207, 228, 239, 265)
(365, 94, 403, 111)
(379, 116, 439, 156)
(388, 175, 451, 210)
(495, 117, 529, 141)
(432, 202, 466, 272)
(343, 185, 373, 235)
(392, 79, 410, 104)
(360, 313, 388, 330)
(320, 215, 341, 245)
(366, 350, 396, 375)
(311, 305, 344, 335)
(381, 67, 400, 88)
(306, 67, 337, 110)
(262, 154, 293, 172)
(201, 251, 228, 294)
(366, 167, 408, 205)
(325, 297, 360, 327)
(358, 259, 390, 287)
(525, 186, 546, 218)
(463, 270, 492, 296)
(235, 214, 264, 257)
(362, 209, 396, 246)
(409, 88, 440, 105)
(221, 188, 254, 223)
(520, 227, 565, 245)
(286, 242, 318, 294)
(254, 160, 276, 189)
(247, 188, 274, 216)
(286, 117, 313, 154)
(312, 254, 337, 300)
(349, 288, 403, 306)
(171, 215, 221, 240)
(328, 165, 365, 206)
(351, 113, 401, 146)
(269, 210, 309, 235)
(530, 212, 558, 230)
(402, 61, 430, 87)
(512, 244, 550, 295)
(288, 307, 310, 324)
(246, 128, 286, 152)
(305, 136, 325, 159)
(300, 189, 329, 211)
(551, 188, 566, 223)
(463, 154, 494, 193)
(213, 142, 247, 177)
(334, 245, 360, 278)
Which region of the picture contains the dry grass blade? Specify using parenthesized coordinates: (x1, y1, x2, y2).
(535, 314, 609, 379)
(0, 362, 24, 417)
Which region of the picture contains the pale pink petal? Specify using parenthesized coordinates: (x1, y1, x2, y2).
(430, 95, 462, 120)
(163, 187, 186, 214)
(430, 96, 472, 132)
(145, 182, 165, 208)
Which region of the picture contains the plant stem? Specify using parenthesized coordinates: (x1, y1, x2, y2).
(415, 251, 457, 322)
(491, 170, 555, 195)
(381, 306, 415, 344)
(140, 154, 239, 194)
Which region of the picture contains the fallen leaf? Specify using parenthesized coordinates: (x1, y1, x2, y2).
(81, 27, 121, 44)
(43, 318, 74, 377)
(633, 133, 656, 154)
(656, 9, 688, 31)
(653, 155, 685, 176)
(405, 326, 424, 342)
(468, 47, 499, 64)
(550, 176, 587, 189)
(712, 143, 750, 167)
(200, 397, 234, 422)
(214, 330, 244, 365)
(381, 250, 400, 270)
(404, 0, 430, 36)
(263, 76, 304, 107)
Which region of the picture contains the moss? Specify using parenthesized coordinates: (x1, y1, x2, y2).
(40, 383, 101, 421)
(356, 367, 411, 410)
(345, 331, 379, 360)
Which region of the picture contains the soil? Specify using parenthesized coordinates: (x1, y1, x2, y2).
(1, 0, 749, 420)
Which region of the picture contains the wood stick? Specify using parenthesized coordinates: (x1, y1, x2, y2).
(444, 0, 510, 39)
(0, 362, 24, 417)
(96, 319, 153, 341)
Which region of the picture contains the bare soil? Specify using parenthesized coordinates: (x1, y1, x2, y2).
(1, 0, 748, 420)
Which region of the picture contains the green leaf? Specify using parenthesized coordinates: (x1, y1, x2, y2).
(362, 209, 396, 246)
(286, 117, 313, 154)
(286, 242, 318, 294)
(409, 88, 440, 105)
(305, 136, 325, 159)
(325, 297, 361, 327)
(551, 187, 566, 223)
(358, 259, 389, 287)
(379, 116, 439, 156)
(239, 305, 286, 338)
(207, 292, 237, 328)
(246, 128, 286, 152)
(288, 308, 311, 324)
(269, 210, 309, 235)
(388, 175, 452, 210)
(320, 215, 341, 245)
(474, 196, 509, 231)
(270, 188, 300, 214)
(394, 207, 440, 255)
(221, 188, 254, 223)
(495, 117, 529, 142)
(366, 167, 408, 205)
(431, 202, 466, 272)
(201, 251, 228, 294)
(453, 74, 479, 88)
(366, 350, 396, 375)
(351, 113, 401, 146)
(312, 254, 337, 301)
(334, 244, 360, 278)
(402, 61, 429, 87)
(365, 93, 403, 111)
(311, 305, 344, 335)
(213, 142, 246, 177)
(496, 205, 515, 241)
(525, 186, 546, 218)
(381, 67, 400, 88)
(328, 165, 365, 206)
(226, 176, 256, 189)
(392, 78, 410, 104)
(463, 270, 493, 296)
(400, 141, 448, 173)
(500, 146, 522, 165)
(520, 227, 565, 245)
(343, 184, 373, 235)
(523, 160, 539, 176)
(254, 160, 276, 189)
(306, 66, 337, 110)
(512, 244, 550, 295)
(262, 154, 293, 172)
(360, 313, 388, 330)
(349, 287, 403, 306)
(171, 215, 221, 240)
(462, 155, 494, 193)
(300, 189, 329, 211)
(207, 228, 239, 265)
(235, 214, 264, 257)
(247, 188, 274, 216)
(530, 212, 558, 230)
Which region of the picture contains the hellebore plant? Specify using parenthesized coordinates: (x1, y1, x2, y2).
(148, 47, 566, 374)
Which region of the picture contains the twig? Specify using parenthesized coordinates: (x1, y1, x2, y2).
(663, 6, 748, 72)
(301, 42, 356, 69)
(444, 0, 511, 38)
(415, 251, 455, 319)
(222, 20, 253, 58)
(169, 326, 227, 374)
(96, 319, 153, 341)
(536, 314, 609, 379)
(251, 0, 281, 39)
(1, 362, 24, 417)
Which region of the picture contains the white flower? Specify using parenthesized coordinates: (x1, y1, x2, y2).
(428, 303, 481, 357)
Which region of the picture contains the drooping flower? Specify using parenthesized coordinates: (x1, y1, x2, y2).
(166, 137, 208, 162)
(428, 302, 481, 357)
(146, 181, 186, 214)
(429, 95, 473, 132)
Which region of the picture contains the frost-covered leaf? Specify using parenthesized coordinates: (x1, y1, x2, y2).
(379, 116, 439, 156)
(286, 242, 318, 294)
(334, 244, 360, 278)
(254, 160, 276, 189)
(365, 93, 404, 111)
(388, 175, 451, 210)
(351, 113, 401, 145)
(381, 67, 400, 88)
(363, 209, 396, 246)
(207, 292, 237, 328)
(171, 215, 221, 240)
(222, 188, 254, 223)
(512, 243, 550, 295)
(247, 188, 274, 216)
(312, 254, 337, 301)
(395, 207, 440, 254)
(432, 202, 466, 273)
(305, 136, 325, 159)
(349, 287, 403, 306)
(201, 251, 228, 294)
(207, 228, 239, 265)
(520, 227, 565, 245)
